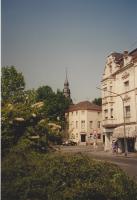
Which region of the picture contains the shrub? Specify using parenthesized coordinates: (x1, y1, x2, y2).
(2, 152, 137, 200)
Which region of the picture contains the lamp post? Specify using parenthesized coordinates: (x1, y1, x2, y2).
(97, 87, 128, 157)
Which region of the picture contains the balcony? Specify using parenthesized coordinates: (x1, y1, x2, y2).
(102, 98, 108, 105)
(102, 118, 116, 128)
(102, 96, 115, 105)
(108, 96, 115, 103)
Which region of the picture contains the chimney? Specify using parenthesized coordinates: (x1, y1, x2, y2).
(123, 50, 128, 58)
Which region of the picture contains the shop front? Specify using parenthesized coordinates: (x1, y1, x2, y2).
(113, 125, 137, 152)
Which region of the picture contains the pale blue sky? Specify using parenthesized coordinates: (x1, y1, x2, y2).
(2, 0, 137, 102)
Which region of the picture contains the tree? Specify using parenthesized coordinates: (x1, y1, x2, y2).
(36, 85, 54, 101)
(2, 66, 25, 103)
(1, 68, 71, 156)
(1, 101, 34, 157)
(43, 90, 71, 124)
(92, 98, 102, 106)
(24, 89, 37, 105)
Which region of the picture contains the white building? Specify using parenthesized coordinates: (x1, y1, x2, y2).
(101, 48, 137, 152)
(66, 101, 102, 145)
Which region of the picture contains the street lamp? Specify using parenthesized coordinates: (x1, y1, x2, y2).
(97, 87, 128, 157)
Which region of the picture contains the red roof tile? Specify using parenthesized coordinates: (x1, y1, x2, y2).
(67, 101, 102, 112)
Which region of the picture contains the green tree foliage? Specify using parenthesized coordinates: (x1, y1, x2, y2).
(2, 152, 137, 200)
(36, 86, 71, 126)
(92, 97, 102, 106)
(24, 89, 37, 104)
(1, 102, 37, 157)
(36, 85, 54, 101)
(1, 66, 71, 157)
(2, 66, 25, 103)
(43, 90, 71, 126)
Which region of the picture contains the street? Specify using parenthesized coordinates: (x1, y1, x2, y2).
(60, 146, 137, 180)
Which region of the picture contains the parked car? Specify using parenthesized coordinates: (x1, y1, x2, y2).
(62, 140, 77, 146)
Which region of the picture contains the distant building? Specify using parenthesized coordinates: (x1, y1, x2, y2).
(65, 101, 102, 145)
(101, 48, 137, 152)
(63, 71, 71, 99)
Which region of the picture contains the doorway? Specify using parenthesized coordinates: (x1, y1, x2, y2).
(81, 134, 86, 142)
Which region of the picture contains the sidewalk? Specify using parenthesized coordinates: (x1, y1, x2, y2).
(60, 145, 137, 158)
(90, 150, 137, 159)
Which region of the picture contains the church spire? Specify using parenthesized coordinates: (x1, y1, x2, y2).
(64, 68, 69, 86)
(63, 69, 71, 98)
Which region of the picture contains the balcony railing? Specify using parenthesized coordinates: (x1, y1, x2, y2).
(109, 96, 114, 102)
(102, 118, 116, 126)
(102, 96, 115, 105)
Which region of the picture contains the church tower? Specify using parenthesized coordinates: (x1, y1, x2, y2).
(63, 70, 71, 99)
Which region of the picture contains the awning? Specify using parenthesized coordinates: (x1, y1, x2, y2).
(113, 125, 137, 138)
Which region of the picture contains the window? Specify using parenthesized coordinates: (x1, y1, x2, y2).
(110, 86, 112, 92)
(110, 108, 113, 118)
(71, 121, 74, 128)
(89, 121, 93, 129)
(104, 109, 108, 119)
(97, 121, 101, 128)
(81, 120, 85, 129)
(81, 110, 85, 115)
(76, 111, 78, 115)
(76, 121, 78, 128)
(70, 112, 73, 116)
(125, 106, 130, 118)
(103, 87, 107, 97)
(124, 81, 129, 92)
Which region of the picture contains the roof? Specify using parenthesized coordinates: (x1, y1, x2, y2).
(64, 78, 69, 85)
(129, 48, 137, 55)
(67, 101, 102, 112)
(129, 48, 137, 61)
(108, 48, 137, 66)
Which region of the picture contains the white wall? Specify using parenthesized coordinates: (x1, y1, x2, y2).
(68, 109, 102, 143)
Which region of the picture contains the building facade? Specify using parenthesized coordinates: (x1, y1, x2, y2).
(66, 101, 102, 145)
(101, 48, 137, 152)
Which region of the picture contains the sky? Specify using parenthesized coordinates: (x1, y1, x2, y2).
(2, 0, 137, 102)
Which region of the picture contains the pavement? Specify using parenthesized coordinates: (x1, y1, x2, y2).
(60, 145, 137, 156)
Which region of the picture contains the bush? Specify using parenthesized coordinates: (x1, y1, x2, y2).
(2, 152, 137, 200)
